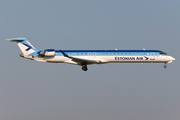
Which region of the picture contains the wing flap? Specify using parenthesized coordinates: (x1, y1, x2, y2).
(71, 57, 100, 64)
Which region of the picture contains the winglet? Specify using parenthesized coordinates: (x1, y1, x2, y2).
(60, 50, 69, 57)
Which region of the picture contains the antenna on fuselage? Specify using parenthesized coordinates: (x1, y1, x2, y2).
(143, 48, 145, 50)
(115, 48, 118, 50)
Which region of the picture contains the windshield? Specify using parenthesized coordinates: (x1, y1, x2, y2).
(159, 52, 167, 55)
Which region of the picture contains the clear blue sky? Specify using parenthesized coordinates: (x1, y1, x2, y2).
(0, 0, 180, 120)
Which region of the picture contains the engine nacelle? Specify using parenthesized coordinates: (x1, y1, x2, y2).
(39, 49, 56, 57)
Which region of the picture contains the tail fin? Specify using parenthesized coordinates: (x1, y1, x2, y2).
(7, 37, 39, 56)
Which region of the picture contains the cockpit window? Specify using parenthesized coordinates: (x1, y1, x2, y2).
(159, 52, 167, 55)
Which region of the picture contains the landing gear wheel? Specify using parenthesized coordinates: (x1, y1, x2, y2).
(164, 65, 167, 68)
(164, 62, 167, 68)
(82, 66, 88, 71)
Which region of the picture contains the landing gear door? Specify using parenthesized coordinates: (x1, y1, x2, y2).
(150, 52, 155, 60)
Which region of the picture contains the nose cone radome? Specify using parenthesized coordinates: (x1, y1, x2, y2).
(171, 56, 175, 61)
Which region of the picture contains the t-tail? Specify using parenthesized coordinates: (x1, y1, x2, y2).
(6, 37, 41, 58)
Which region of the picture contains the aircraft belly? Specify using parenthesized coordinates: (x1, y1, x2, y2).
(42, 55, 170, 64)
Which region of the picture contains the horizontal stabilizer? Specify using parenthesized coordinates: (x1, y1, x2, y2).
(6, 37, 27, 42)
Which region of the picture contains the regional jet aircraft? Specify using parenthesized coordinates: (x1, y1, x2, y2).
(7, 37, 175, 71)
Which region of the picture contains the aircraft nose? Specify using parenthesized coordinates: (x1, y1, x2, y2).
(171, 56, 175, 61)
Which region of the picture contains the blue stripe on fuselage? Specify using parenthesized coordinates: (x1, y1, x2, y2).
(52, 50, 169, 56)
(56, 50, 162, 53)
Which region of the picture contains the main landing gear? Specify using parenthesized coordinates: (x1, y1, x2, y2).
(82, 65, 88, 71)
(164, 62, 167, 68)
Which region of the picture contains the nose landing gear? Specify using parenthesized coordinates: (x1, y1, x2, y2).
(164, 62, 167, 68)
(164, 65, 167, 68)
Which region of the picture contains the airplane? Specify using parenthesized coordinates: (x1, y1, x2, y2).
(7, 37, 175, 71)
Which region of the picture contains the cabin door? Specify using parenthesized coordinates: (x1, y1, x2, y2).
(150, 52, 155, 60)
(93, 52, 96, 58)
(88, 52, 92, 58)
(88, 52, 96, 58)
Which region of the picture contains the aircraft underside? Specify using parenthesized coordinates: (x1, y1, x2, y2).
(31, 56, 173, 71)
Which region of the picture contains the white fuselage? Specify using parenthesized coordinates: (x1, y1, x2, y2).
(8, 37, 175, 71)
(25, 50, 175, 65)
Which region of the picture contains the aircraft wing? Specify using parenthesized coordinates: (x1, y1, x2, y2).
(60, 50, 100, 65)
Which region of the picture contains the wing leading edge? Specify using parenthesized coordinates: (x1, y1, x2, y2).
(60, 50, 101, 65)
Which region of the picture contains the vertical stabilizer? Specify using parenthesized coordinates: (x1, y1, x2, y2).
(7, 37, 37, 56)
